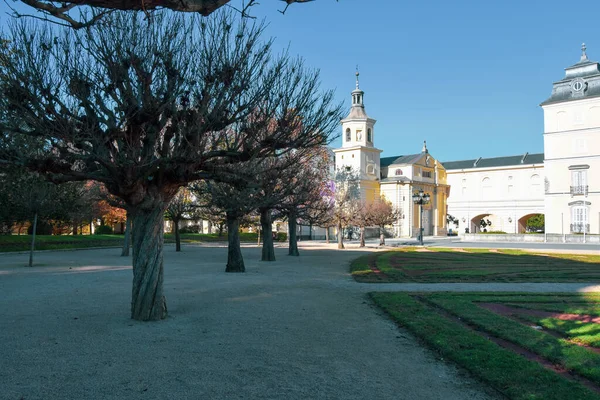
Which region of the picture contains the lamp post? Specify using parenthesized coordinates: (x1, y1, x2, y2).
(412, 189, 431, 246)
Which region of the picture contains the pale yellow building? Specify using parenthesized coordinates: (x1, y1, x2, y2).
(333, 73, 449, 237)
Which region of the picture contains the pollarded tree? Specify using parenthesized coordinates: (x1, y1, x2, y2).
(277, 146, 333, 256)
(0, 12, 340, 320)
(368, 197, 398, 246)
(189, 176, 259, 272)
(165, 187, 195, 252)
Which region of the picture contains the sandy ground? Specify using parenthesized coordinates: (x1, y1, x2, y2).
(1, 241, 564, 400)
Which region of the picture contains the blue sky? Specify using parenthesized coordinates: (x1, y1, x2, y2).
(246, 0, 599, 162)
(2, 0, 599, 162)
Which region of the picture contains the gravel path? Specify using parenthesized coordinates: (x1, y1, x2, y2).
(4, 242, 593, 400)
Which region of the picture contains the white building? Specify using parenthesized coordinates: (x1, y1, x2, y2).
(541, 44, 600, 236)
(443, 44, 600, 236)
(443, 153, 545, 233)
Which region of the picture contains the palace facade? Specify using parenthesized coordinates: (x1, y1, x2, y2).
(333, 46, 600, 237)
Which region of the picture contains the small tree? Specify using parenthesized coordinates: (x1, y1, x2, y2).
(352, 201, 371, 248)
(446, 214, 459, 230)
(368, 197, 398, 246)
(331, 169, 360, 249)
(479, 218, 492, 232)
(165, 187, 195, 252)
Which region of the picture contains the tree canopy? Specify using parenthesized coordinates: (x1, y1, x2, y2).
(0, 11, 341, 320)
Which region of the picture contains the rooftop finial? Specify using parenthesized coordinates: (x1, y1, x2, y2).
(422, 140, 428, 153)
(581, 42, 588, 62)
(355, 65, 360, 89)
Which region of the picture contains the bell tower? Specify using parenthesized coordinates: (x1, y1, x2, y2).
(333, 70, 382, 202)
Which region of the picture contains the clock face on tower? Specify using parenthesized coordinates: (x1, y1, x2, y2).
(571, 78, 586, 96)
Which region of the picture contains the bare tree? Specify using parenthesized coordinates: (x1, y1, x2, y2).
(277, 147, 332, 256)
(352, 201, 371, 248)
(0, 12, 339, 320)
(368, 197, 398, 246)
(190, 177, 259, 272)
(165, 188, 195, 252)
(331, 169, 360, 249)
(10, 0, 327, 30)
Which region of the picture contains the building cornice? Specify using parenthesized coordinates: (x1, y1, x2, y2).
(333, 146, 383, 153)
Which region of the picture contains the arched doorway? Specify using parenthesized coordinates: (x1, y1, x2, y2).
(519, 213, 544, 233)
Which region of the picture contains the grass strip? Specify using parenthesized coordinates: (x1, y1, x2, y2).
(0, 232, 263, 252)
(371, 292, 600, 400)
(512, 315, 600, 348)
(351, 249, 600, 283)
(427, 295, 600, 385)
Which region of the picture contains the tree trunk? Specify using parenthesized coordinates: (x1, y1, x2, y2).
(174, 218, 181, 252)
(288, 211, 299, 256)
(359, 226, 365, 247)
(130, 206, 168, 321)
(218, 223, 224, 237)
(257, 227, 261, 246)
(226, 213, 245, 272)
(207, 220, 212, 234)
(325, 227, 329, 243)
(72, 219, 78, 236)
(121, 214, 131, 256)
(337, 221, 344, 249)
(28, 212, 38, 267)
(260, 208, 275, 261)
(379, 226, 385, 246)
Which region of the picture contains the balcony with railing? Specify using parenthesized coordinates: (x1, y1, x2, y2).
(570, 185, 588, 196)
(570, 223, 590, 233)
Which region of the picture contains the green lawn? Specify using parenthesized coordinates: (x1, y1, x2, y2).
(371, 292, 600, 400)
(351, 248, 600, 282)
(0, 232, 265, 252)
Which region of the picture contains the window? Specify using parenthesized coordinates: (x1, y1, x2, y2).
(345, 128, 351, 142)
(571, 205, 589, 233)
(571, 169, 588, 195)
(395, 168, 403, 176)
(367, 128, 372, 143)
(422, 171, 432, 178)
(482, 177, 492, 199)
(531, 174, 541, 196)
(367, 164, 375, 175)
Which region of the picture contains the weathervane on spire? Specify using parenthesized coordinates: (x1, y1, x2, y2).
(355, 65, 360, 89)
(581, 43, 588, 62)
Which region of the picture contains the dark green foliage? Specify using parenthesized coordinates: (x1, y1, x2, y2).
(526, 214, 545, 231)
(26, 220, 53, 235)
(275, 232, 287, 242)
(94, 225, 113, 235)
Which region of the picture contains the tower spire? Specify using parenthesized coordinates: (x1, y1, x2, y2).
(355, 65, 360, 89)
(422, 140, 428, 153)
